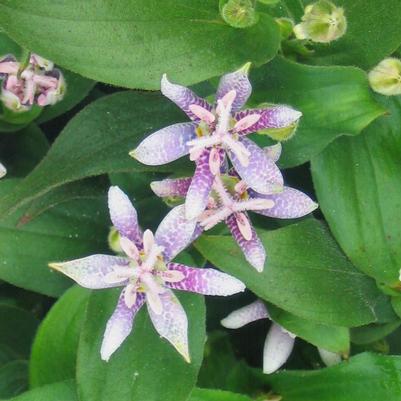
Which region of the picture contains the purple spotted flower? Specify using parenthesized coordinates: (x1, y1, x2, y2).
(0, 53, 65, 112)
(130, 63, 302, 220)
(221, 300, 341, 374)
(49, 186, 245, 362)
(151, 143, 317, 272)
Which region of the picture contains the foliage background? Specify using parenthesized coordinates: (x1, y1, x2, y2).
(0, 0, 401, 400)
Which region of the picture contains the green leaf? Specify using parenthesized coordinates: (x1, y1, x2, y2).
(0, 91, 191, 219)
(0, 195, 109, 297)
(0, 124, 49, 177)
(30, 286, 90, 388)
(0, 305, 39, 358)
(311, 97, 401, 285)
(36, 70, 96, 124)
(0, 106, 42, 133)
(304, 0, 401, 70)
(268, 304, 350, 353)
(0, 360, 28, 399)
(351, 321, 401, 345)
(0, 0, 280, 89)
(249, 57, 385, 167)
(8, 380, 78, 401)
(77, 289, 206, 401)
(195, 219, 395, 327)
(189, 388, 253, 401)
(265, 353, 401, 401)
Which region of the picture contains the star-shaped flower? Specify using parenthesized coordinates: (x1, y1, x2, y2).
(0, 53, 65, 112)
(49, 186, 245, 362)
(221, 300, 342, 374)
(130, 64, 302, 220)
(150, 144, 317, 272)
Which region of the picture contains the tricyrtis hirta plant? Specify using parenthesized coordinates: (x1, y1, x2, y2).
(50, 186, 245, 362)
(151, 143, 317, 271)
(131, 64, 302, 221)
(0, 53, 65, 112)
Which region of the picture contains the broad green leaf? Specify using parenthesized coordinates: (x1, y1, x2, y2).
(30, 286, 90, 388)
(311, 97, 401, 285)
(302, 0, 401, 70)
(0, 305, 39, 358)
(0, 196, 109, 297)
(0, 31, 20, 56)
(0, 0, 280, 89)
(36, 70, 96, 124)
(249, 57, 385, 167)
(8, 380, 78, 401)
(351, 321, 401, 345)
(268, 304, 350, 353)
(265, 353, 401, 401)
(391, 297, 401, 319)
(77, 289, 206, 401)
(0, 360, 28, 399)
(195, 219, 395, 327)
(0, 124, 48, 177)
(0, 91, 191, 219)
(189, 388, 252, 401)
(19, 177, 107, 225)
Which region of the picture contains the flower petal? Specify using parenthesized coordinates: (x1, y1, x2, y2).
(221, 300, 269, 329)
(161, 74, 212, 121)
(216, 63, 252, 112)
(150, 177, 192, 198)
(226, 213, 266, 272)
(263, 143, 282, 163)
(155, 204, 197, 262)
(0, 162, 6, 179)
(228, 137, 283, 195)
(147, 288, 190, 362)
(108, 186, 142, 247)
(100, 290, 145, 361)
(130, 122, 197, 165)
(318, 348, 342, 366)
(166, 262, 245, 295)
(234, 106, 302, 135)
(49, 254, 129, 289)
(253, 187, 318, 219)
(263, 322, 295, 374)
(185, 149, 215, 220)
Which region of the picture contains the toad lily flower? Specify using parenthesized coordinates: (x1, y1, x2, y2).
(130, 64, 302, 220)
(49, 186, 245, 363)
(0, 53, 65, 112)
(221, 300, 342, 374)
(151, 144, 317, 272)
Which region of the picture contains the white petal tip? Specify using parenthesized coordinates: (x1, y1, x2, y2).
(0, 163, 6, 179)
(48, 262, 62, 272)
(220, 317, 238, 329)
(129, 149, 137, 159)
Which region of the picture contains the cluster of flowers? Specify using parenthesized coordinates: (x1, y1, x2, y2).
(51, 65, 321, 371)
(0, 53, 65, 113)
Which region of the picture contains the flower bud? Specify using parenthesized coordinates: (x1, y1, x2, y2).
(368, 58, 401, 96)
(293, 1, 347, 43)
(30, 53, 54, 71)
(0, 86, 31, 113)
(220, 0, 259, 29)
(276, 18, 295, 40)
(37, 70, 66, 106)
(107, 226, 123, 254)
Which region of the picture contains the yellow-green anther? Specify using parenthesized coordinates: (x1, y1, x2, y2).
(368, 58, 401, 96)
(221, 0, 259, 29)
(293, 0, 347, 43)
